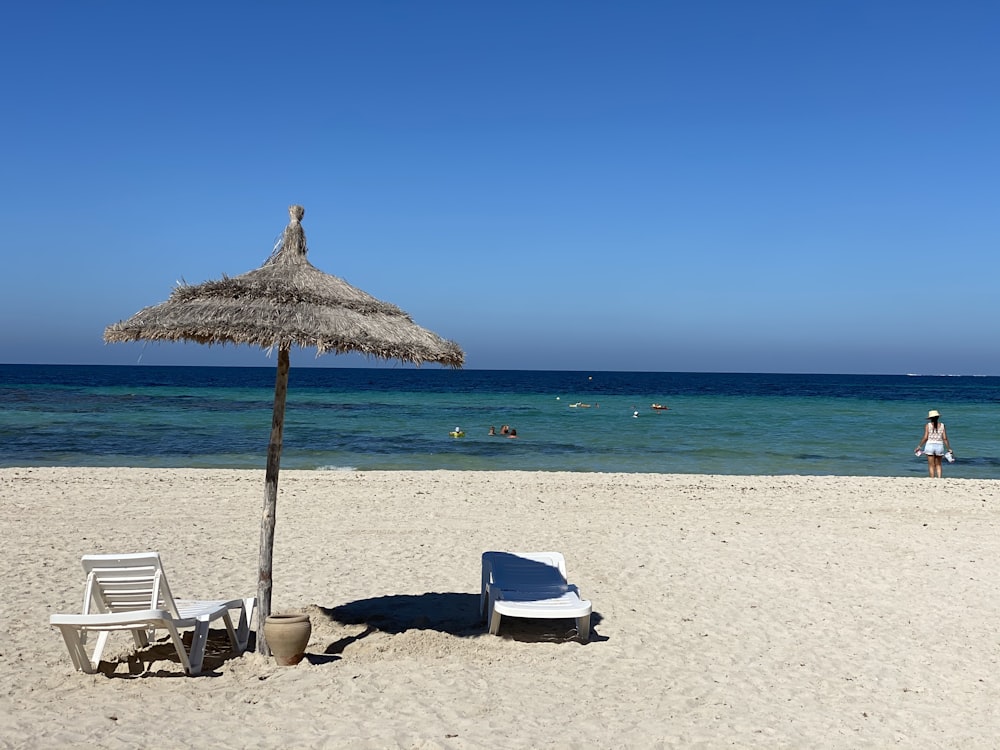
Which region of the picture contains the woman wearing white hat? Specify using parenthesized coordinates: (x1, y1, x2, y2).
(916, 410, 953, 478)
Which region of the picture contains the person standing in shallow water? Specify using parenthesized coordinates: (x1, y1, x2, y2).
(916, 409, 953, 478)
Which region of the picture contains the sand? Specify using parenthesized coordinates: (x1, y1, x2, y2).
(1, 467, 998, 748)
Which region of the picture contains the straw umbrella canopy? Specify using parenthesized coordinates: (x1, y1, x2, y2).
(104, 205, 464, 654)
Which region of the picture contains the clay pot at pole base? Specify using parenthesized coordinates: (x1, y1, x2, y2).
(264, 613, 312, 666)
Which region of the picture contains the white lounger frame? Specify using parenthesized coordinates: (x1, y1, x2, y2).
(481, 551, 592, 643)
(50, 552, 254, 675)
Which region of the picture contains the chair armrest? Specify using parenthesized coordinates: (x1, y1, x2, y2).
(51, 609, 173, 628)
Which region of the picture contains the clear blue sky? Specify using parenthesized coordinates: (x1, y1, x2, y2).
(2, 1, 997, 374)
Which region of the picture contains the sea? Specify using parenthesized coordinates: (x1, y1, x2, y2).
(2, 364, 999, 478)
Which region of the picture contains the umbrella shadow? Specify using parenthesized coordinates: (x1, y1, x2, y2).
(320, 592, 485, 637)
(315, 592, 604, 647)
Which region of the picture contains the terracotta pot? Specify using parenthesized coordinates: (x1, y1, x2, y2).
(264, 613, 312, 666)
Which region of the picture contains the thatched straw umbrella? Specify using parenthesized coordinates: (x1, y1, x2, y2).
(105, 205, 463, 655)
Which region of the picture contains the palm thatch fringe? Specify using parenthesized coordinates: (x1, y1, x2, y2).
(104, 206, 463, 366)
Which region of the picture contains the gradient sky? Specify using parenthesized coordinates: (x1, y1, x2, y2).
(2, 2, 997, 374)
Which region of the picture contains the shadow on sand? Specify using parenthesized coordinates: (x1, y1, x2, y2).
(92, 592, 605, 674)
(316, 591, 604, 647)
(95, 628, 251, 678)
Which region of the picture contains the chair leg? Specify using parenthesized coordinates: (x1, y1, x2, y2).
(235, 597, 254, 652)
(221, 612, 240, 652)
(57, 626, 118, 673)
(91, 630, 112, 667)
(131, 628, 150, 649)
(489, 609, 502, 636)
(57, 626, 92, 673)
(160, 622, 194, 675)
(575, 614, 591, 643)
(186, 618, 210, 675)
(222, 598, 254, 653)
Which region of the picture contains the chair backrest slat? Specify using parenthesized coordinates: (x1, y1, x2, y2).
(485, 551, 569, 588)
(80, 553, 179, 617)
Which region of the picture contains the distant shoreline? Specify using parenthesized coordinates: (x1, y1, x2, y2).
(4, 361, 1000, 377)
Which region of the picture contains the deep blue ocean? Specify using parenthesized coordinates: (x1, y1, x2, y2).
(1, 364, 998, 478)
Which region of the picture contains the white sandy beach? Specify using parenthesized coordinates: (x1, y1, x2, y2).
(2, 467, 999, 748)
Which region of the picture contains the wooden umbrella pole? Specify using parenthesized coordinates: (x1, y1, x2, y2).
(257, 347, 290, 655)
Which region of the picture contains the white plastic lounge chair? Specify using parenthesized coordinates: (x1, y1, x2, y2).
(50, 552, 255, 676)
(481, 551, 592, 643)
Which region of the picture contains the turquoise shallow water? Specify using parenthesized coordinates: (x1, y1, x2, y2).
(2, 364, 999, 477)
